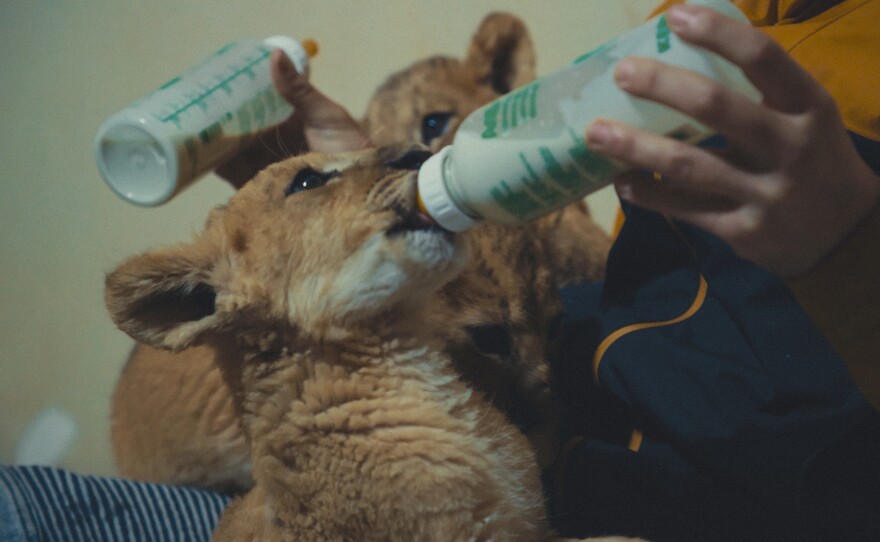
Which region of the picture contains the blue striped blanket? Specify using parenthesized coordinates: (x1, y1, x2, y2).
(0, 465, 231, 542)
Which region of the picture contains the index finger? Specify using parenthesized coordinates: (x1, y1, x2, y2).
(665, 3, 823, 113)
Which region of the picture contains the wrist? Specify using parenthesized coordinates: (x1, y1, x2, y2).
(786, 199, 880, 407)
(807, 162, 880, 278)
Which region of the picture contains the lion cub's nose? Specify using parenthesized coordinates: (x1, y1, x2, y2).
(386, 149, 433, 171)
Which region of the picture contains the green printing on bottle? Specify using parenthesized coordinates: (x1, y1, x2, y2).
(573, 42, 612, 65)
(487, 129, 620, 221)
(160, 77, 181, 90)
(501, 93, 517, 130)
(656, 15, 671, 53)
(567, 129, 617, 181)
(482, 103, 500, 139)
(159, 45, 272, 127)
(539, 145, 589, 193)
(519, 153, 566, 205)
(214, 42, 238, 57)
(482, 82, 539, 139)
(490, 180, 543, 220)
(235, 90, 279, 136)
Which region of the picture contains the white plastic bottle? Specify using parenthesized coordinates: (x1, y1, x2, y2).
(417, 0, 761, 232)
(95, 36, 316, 206)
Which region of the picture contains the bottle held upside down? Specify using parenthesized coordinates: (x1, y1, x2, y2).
(95, 36, 317, 206)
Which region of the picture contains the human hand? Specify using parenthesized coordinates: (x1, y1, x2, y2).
(584, 3, 880, 278)
(216, 49, 368, 189)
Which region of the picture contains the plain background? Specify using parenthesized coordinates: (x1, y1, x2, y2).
(1, 0, 659, 477)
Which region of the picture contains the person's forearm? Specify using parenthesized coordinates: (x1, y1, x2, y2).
(786, 202, 880, 410)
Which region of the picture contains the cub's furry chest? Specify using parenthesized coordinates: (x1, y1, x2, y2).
(238, 341, 479, 450)
(233, 341, 541, 515)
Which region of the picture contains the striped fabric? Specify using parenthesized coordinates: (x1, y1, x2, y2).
(0, 465, 231, 542)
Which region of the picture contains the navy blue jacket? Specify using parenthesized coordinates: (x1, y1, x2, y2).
(546, 148, 880, 540)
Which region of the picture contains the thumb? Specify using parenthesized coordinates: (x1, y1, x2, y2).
(269, 48, 368, 152)
(270, 49, 331, 118)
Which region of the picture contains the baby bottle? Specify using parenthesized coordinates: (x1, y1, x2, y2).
(95, 36, 317, 206)
(417, 0, 761, 232)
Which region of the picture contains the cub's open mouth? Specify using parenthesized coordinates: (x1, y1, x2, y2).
(387, 210, 450, 237)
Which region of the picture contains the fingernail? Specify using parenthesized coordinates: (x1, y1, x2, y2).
(274, 49, 297, 78)
(586, 121, 617, 151)
(615, 179, 633, 201)
(614, 59, 636, 90)
(667, 5, 699, 32)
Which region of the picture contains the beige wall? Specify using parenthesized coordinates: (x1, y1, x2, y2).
(0, 0, 658, 477)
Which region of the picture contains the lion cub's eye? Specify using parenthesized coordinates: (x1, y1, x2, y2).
(284, 168, 338, 197)
(421, 112, 453, 146)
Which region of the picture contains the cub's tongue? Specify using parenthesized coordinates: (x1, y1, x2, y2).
(387, 203, 448, 236)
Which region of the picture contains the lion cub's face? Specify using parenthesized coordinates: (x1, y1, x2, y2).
(363, 13, 536, 152)
(230, 146, 468, 332)
(364, 57, 496, 152)
(105, 146, 468, 351)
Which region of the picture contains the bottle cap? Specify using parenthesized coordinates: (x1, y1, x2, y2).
(263, 35, 311, 74)
(417, 146, 477, 232)
(94, 111, 179, 206)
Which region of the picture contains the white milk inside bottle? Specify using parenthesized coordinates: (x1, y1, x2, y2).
(417, 0, 761, 232)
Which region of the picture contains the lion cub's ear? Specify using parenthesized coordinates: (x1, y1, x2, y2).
(105, 240, 224, 351)
(465, 12, 536, 95)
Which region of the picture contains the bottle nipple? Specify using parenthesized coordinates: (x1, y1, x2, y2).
(417, 193, 433, 221)
(416, 146, 477, 232)
(301, 39, 319, 58)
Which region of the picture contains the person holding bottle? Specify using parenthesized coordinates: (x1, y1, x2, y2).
(546, 1, 879, 540)
(586, 0, 880, 404)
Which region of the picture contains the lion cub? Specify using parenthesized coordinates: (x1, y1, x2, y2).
(110, 11, 611, 493)
(106, 146, 559, 540)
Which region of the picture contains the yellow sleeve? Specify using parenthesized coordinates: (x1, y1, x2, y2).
(651, 1, 848, 23)
(648, 0, 880, 140)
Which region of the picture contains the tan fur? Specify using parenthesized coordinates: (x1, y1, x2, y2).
(111, 344, 250, 492)
(106, 146, 548, 539)
(364, 13, 535, 152)
(106, 146, 638, 541)
(110, 11, 612, 496)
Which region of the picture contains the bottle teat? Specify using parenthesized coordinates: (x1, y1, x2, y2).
(301, 39, 319, 58)
(417, 146, 477, 232)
